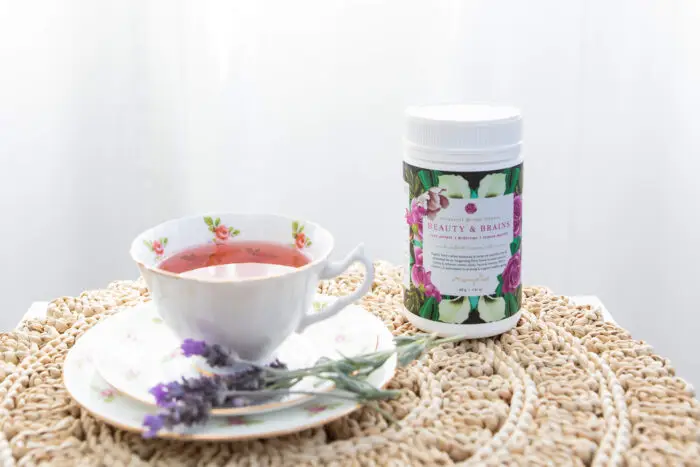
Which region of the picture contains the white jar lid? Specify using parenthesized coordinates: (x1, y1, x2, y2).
(405, 104, 522, 157)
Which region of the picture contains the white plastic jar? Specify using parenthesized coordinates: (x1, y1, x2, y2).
(402, 104, 523, 338)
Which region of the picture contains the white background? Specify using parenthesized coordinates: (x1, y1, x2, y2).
(1, 0, 698, 385)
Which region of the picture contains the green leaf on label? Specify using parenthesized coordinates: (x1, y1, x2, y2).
(430, 171, 440, 188)
(292, 221, 299, 233)
(418, 170, 434, 190)
(509, 167, 521, 194)
(503, 293, 511, 317)
(419, 297, 437, 319)
(510, 237, 521, 255)
(497, 274, 503, 283)
(214, 217, 221, 226)
(232, 229, 240, 236)
(513, 285, 523, 315)
(495, 283, 503, 296)
(504, 293, 519, 318)
(204, 216, 214, 226)
(517, 166, 523, 194)
(412, 239, 423, 249)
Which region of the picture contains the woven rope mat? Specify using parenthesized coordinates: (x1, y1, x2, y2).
(1, 263, 699, 466)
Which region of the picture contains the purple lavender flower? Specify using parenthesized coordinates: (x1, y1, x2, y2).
(181, 339, 207, 357)
(149, 383, 169, 406)
(143, 414, 164, 438)
(142, 349, 288, 437)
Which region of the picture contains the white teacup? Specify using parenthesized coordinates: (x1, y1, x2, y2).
(130, 213, 374, 363)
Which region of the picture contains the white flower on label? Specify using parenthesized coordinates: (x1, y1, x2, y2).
(438, 174, 470, 199)
(438, 297, 471, 324)
(478, 296, 506, 322)
(477, 173, 507, 198)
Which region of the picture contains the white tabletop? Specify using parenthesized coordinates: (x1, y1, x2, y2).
(14, 296, 614, 329)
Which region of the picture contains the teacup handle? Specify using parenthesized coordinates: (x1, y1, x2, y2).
(296, 244, 374, 332)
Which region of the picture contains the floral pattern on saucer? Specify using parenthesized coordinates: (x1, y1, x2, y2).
(92, 386, 118, 403)
(63, 299, 397, 441)
(204, 216, 241, 243)
(226, 416, 263, 426)
(303, 403, 343, 415)
(91, 296, 378, 418)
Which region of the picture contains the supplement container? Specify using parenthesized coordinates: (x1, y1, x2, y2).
(402, 104, 523, 337)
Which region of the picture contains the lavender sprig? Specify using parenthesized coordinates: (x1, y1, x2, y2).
(142, 360, 288, 438)
(143, 333, 463, 437)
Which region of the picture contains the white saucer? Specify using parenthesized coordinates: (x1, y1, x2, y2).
(63, 298, 397, 441)
(92, 296, 379, 416)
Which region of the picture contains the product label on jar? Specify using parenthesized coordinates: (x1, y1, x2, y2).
(403, 162, 523, 324)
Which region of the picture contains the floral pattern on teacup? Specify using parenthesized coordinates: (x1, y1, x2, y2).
(143, 238, 168, 260)
(291, 221, 312, 249)
(204, 216, 241, 243)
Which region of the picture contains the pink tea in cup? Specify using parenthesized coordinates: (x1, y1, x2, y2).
(158, 241, 311, 279)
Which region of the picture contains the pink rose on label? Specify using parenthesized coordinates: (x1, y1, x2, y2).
(152, 240, 164, 256)
(501, 251, 521, 294)
(215, 224, 230, 241)
(513, 195, 522, 237)
(465, 203, 477, 215)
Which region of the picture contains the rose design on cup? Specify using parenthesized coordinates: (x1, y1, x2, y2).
(291, 221, 312, 249)
(204, 217, 241, 243)
(465, 203, 477, 215)
(143, 238, 168, 259)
